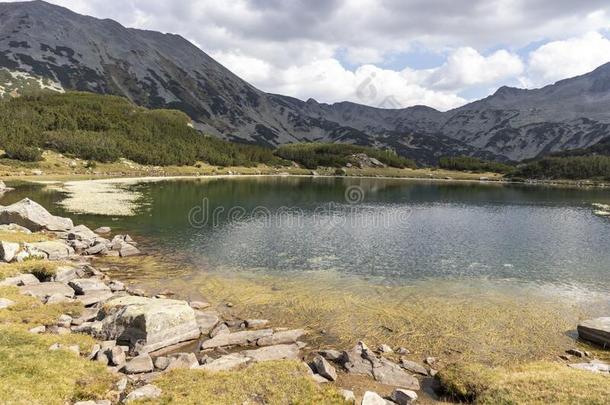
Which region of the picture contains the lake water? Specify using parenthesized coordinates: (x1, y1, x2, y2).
(5, 176, 610, 363)
(4, 177, 610, 294)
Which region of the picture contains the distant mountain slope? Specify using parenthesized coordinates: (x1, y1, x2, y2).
(1, 1, 610, 163)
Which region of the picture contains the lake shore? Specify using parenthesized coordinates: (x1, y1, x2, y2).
(0, 194, 609, 404)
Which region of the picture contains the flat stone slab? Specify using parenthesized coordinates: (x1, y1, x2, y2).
(77, 290, 115, 307)
(197, 353, 250, 372)
(201, 329, 273, 349)
(256, 329, 306, 346)
(69, 278, 111, 295)
(0, 273, 40, 287)
(20, 282, 75, 299)
(578, 317, 610, 348)
(194, 310, 219, 334)
(241, 344, 300, 362)
(96, 296, 200, 353)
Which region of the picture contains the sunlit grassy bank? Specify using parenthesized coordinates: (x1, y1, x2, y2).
(142, 361, 348, 405)
(0, 285, 116, 404)
(438, 361, 610, 404)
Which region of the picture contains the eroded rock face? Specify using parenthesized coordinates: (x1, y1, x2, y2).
(95, 296, 200, 353)
(0, 198, 73, 231)
(578, 318, 610, 348)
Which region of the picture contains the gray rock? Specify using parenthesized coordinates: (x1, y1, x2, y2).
(340, 389, 356, 403)
(28, 325, 46, 334)
(57, 314, 72, 328)
(568, 361, 610, 373)
(400, 359, 429, 376)
(69, 278, 110, 295)
(45, 293, 75, 305)
(119, 243, 140, 257)
(312, 355, 337, 381)
(107, 280, 125, 292)
(166, 352, 199, 370)
(318, 349, 343, 361)
(123, 353, 154, 374)
(0, 198, 73, 231)
(108, 346, 126, 368)
(76, 290, 114, 307)
(52, 266, 79, 283)
(26, 241, 74, 260)
(210, 323, 230, 338)
(311, 374, 330, 384)
(0, 223, 31, 234)
(578, 317, 610, 348)
(0, 298, 15, 309)
(67, 224, 97, 242)
(241, 344, 300, 362)
(196, 353, 250, 372)
(194, 310, 220, 334)
(0, 241, 20, 262)
(201, 329, 273, 349)
(125, 384, 162, 402)
(566, 349, 586, 358)
(85, 243, 107, 255)
(245, 319, 269, 328)
(373, 358, 420, 390)
(95, 296, 200, 353)
(189, 301, 210, 310)
(0, 273, 40, 287)
(424, 357, 436, 366)
(20, 282, 75, 300)
(154, 356, 170, 371)
(391, 389, 418, 405)
(256, 329, 306, 346)
(94, 226, 111, 234)
(342, 342, 420, 390)
(362, 391, 393, 405)
(379, 344, 394, 354)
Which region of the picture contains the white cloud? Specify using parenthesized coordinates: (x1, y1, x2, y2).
(424, 48, 524, 91)
(523, 32, 610, 87)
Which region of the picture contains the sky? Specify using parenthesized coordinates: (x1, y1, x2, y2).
(14, 0, 610, 110)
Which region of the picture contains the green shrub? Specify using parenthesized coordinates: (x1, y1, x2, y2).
(3, 143, 42, 162)
(513, 156, 610, 180)
(275, 143, 416, 169)
(438, 156, 514, 174)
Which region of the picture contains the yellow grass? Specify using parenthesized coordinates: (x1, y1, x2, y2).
(140, 361, 348, 405)
(0, 286, 82, 326)
(0, 230, 53, 244)
(0, 260, 65, 281)
(437, 361, 610, 404)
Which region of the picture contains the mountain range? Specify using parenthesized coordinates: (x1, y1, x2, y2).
(1, 0, 610, 164)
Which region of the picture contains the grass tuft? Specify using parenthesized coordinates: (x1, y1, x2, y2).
(0, 260, 64, 281)
(141, 360, 348, 405)
(437, 361, 610, 404)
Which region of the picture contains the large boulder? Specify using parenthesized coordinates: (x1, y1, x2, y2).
(578, 318, 610, 348)
(94, 296, 200, 353)
(0, 199, 73, 231)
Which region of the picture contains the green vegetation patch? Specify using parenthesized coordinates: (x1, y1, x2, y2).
(439, 156, 515, 174)
(514, 155, 610, 180)
(0, 92, 287, 167)
(0, 260, 62, 281)
(142, 360, 348, 405)
(274, 142, 417, 169)
(438, 361, 610, 404)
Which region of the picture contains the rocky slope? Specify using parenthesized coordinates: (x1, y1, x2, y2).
(1, 1, 610, 163)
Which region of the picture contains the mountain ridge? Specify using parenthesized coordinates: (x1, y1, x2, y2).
(1, 0, 610, 163)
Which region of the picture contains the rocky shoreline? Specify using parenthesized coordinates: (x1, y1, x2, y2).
(0, 197, 609, 404)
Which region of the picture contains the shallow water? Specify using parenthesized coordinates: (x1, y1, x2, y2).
(5, 176, 610, 362)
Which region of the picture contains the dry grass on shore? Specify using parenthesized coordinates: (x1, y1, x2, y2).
(0, 260, 64, 281)
(437, 361, 610, 404)
(0, 286, 116, 404)
(141, 360, 348, 405)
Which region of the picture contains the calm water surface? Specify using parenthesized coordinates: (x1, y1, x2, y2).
(4, 177, 610, 295)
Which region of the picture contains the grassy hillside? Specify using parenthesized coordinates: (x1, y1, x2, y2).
(0, 92, 286, 167)
(275, 143, 417, 170)
(513, 156, 610, 180)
